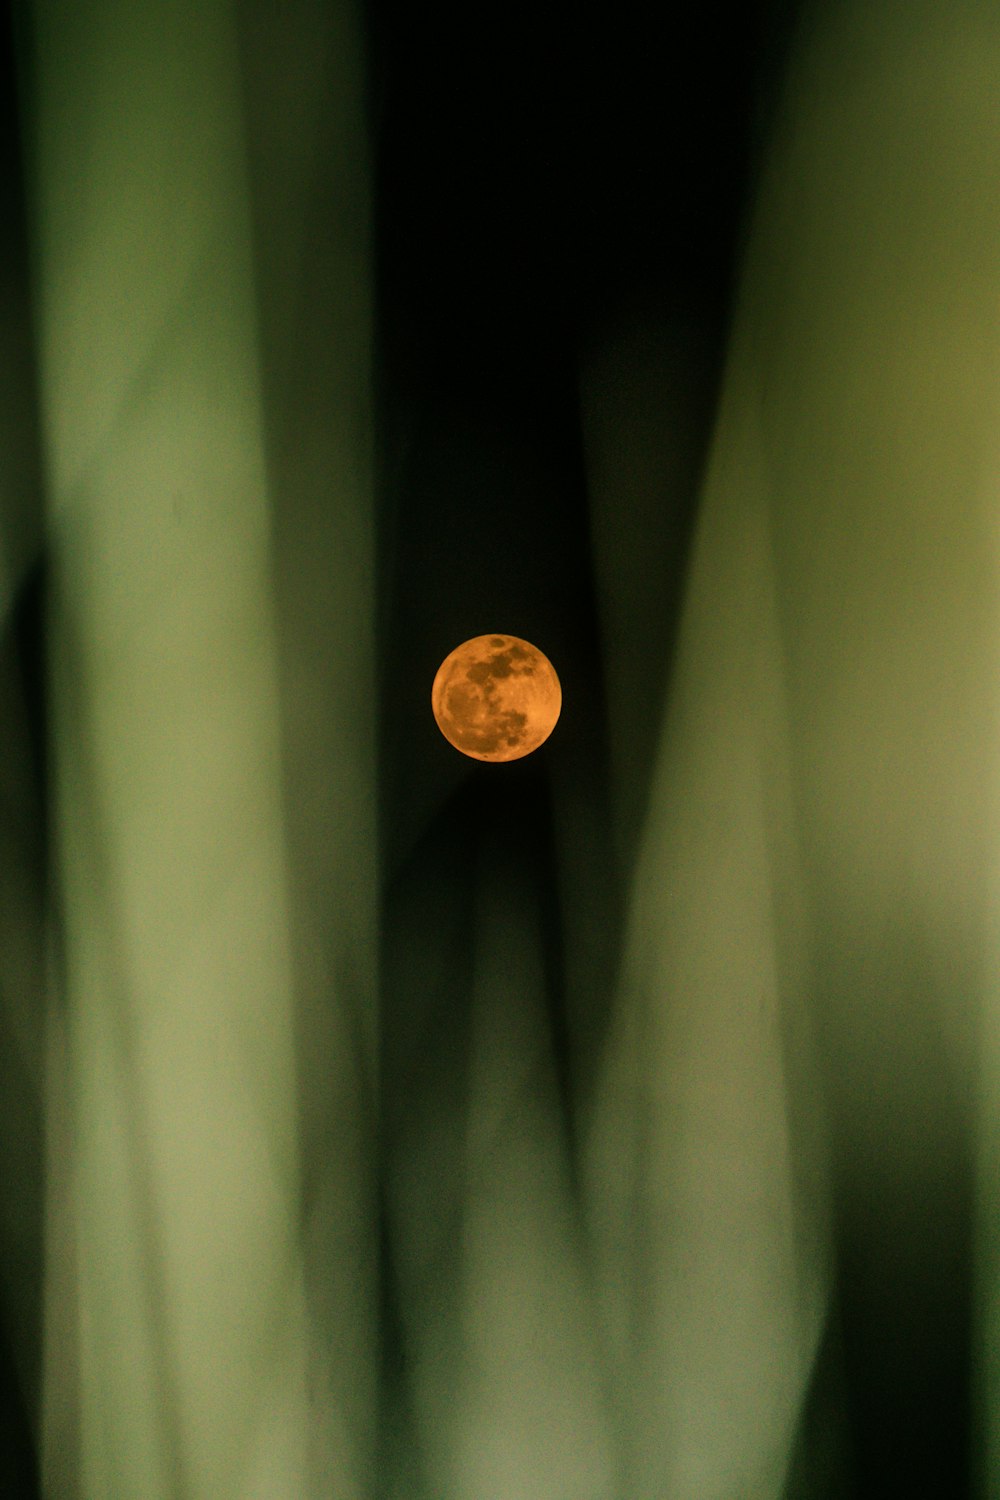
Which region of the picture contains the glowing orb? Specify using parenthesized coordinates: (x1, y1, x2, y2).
(431, 634, 561, 762)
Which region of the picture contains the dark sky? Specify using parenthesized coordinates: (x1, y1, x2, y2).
(370, 0, 799, 870)
(366, 0, 791, 1170)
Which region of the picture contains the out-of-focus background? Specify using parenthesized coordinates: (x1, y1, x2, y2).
(3, 0, 1000, 1494)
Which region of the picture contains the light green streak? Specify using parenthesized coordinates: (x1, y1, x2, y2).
(24, 1, 374, 1495)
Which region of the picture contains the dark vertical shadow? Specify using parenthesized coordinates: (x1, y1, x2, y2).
(0, 1, 54, 1484)
(781, 1307, 857, 1499)
(0, 1322, 40, 1499)
(784, 1083, 974, 1499)
(0, 566, 47, 1500)
(822, 1015, 974, 1497)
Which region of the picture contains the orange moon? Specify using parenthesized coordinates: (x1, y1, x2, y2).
(431, 634, 561, 762)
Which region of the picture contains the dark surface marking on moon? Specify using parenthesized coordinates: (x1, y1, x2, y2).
(467, 643, 535, 684)
(448, 700, 527, 755)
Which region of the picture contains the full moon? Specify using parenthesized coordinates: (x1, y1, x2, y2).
(431, 634, 562, 762)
